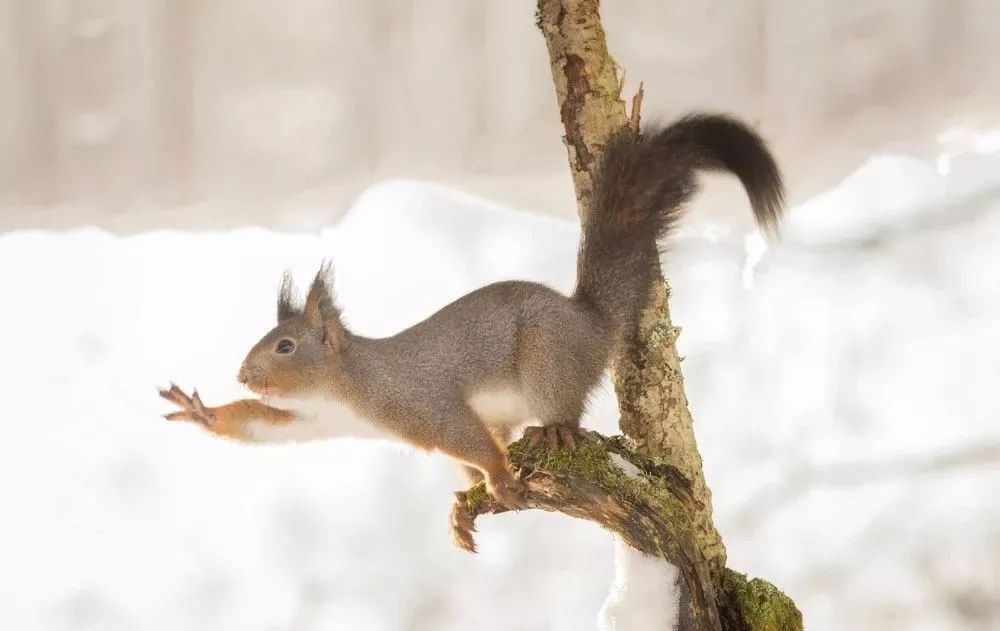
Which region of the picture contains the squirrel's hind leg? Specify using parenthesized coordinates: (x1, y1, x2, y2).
(403, 407, 526, 510)
(518, 337, 604, 451)
(458, 425, 515, 485)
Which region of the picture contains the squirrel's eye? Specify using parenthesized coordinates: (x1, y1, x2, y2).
(276, 339, 295, 354)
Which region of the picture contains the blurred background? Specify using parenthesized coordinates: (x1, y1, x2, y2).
(3, 1, 999, 630)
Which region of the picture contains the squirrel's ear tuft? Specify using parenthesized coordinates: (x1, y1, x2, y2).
(277, 271, 302, 322)
(304, 260, 346, 350)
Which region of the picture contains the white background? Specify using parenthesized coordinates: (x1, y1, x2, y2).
(4, 2, 1000, 629)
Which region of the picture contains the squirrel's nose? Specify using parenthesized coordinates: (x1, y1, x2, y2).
(237, 365, 249, 385)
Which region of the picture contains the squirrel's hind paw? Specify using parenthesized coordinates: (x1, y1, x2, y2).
(486, 470, 527, 511)
(523, 424, 594, 451)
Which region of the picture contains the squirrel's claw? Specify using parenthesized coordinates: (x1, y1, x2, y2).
(158, 384, 216, 427)
(449, 473, 528, 553)
(556, 426, 577, 450)
(486, 471, 527, 511)
(523, 424, 588, 451)
(158, 383, 189, 406)
(190, 389, 211, 417)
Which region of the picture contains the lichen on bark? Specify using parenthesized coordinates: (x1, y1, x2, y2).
(615, 279, 727, 571)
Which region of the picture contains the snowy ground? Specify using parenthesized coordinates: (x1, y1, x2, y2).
(3, 148, 1000, 630)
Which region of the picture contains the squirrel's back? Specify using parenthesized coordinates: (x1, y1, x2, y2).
(370, 115, 784, 406)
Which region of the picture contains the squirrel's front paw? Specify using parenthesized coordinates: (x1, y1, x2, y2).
(158, 383, 216, 427)
(485, 470, 527, 511)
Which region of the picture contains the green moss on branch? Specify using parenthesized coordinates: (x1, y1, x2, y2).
(453, 434, 801, 629)
(462, 481, 491, 513)
(721, 569, 803, 631)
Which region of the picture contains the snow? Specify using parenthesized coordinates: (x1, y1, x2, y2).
(0, 183, 608, 631)
(4, 140, 1000, 630)
(609, 453, 643, 480)
(598, 538, 680, 631)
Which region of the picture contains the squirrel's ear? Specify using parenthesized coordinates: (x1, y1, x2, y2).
(277, 271, 302, 322)
(304, 261, 346, 351)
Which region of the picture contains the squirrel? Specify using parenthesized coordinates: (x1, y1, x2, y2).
(159, 113, 784, 512)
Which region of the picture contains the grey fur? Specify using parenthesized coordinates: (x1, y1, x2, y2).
(240, 113, 785, 494)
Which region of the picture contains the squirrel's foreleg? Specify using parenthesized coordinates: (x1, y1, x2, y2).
(158, 384, 294, 442)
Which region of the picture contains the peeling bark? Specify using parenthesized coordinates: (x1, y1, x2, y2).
(537, 0, 627, 222)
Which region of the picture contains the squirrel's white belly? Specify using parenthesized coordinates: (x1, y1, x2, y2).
(467, 387, 535, 426)
(247, 395, 394, 443)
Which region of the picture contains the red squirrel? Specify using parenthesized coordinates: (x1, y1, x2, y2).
(159, 114, 784, 511)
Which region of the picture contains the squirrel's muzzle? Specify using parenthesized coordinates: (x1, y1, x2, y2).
(237, 364, 250, 386)
(237, 361, 267, 393)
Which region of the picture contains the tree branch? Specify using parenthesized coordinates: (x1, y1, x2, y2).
(448, 2, 804, 628)
(452, 435, 724, 631)
(537, 0, 728, 574)
(450, 435, 802, 631)
(536, 0, 628, 223)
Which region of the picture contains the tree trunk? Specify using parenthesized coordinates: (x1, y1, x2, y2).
(450, 2, 803, 629)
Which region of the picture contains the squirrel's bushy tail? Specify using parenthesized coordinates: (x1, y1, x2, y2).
(573, 113, 784, 333)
